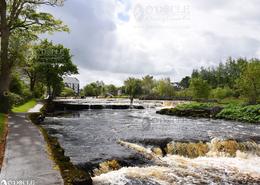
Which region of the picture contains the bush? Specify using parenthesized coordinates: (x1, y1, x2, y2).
(175, 89, 192, 98)
(60, 87, 75, 97)
(210, 87, 233, 99)
(175, 102, 216, 110)
(189, 77, 211, 99)
(217, 104, 260, 123)
(9, 93, 24, 107)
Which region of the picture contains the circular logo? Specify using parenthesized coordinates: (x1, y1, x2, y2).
(1, 180, 7, 185)
(133, 4, 144, 21)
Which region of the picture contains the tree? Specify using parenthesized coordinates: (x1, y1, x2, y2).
(141, 75, 155, 95)
(154, 78, 175, 98)
(179, 76, 191, 89)
(105, 84, 117, 96)
(22, 43, 39, 92)
(83, 83, 98, 97)
(124, 77, 142, 104)
(83, 81, 106, 97)
(189, 77, 210, 99)
(61, 87, 76, 97)
(237, 60, 260, 104)
(0, 0, 68, 113)
(34, 40, 78, 99)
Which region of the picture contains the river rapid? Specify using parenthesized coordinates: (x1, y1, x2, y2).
(42, 108, 260, 184)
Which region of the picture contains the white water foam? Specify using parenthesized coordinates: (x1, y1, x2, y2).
(93, 140, 260, 185)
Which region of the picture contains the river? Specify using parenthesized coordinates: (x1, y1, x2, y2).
(42, 108, 260, 184)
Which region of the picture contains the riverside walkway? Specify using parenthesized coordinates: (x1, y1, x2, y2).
(0, 105, 63, 185)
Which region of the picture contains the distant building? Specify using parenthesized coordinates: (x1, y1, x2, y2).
(63, 77, 80, 94)
(171, 82, 182, 90)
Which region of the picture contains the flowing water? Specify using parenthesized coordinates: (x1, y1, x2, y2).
(42, 108, 260, 184)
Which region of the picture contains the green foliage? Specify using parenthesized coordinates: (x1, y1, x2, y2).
(175, 102, 216, 110)
(142, 75, 155, 95)
(6, 1, 69, 37)
(189, 77, 210, 99)
(159, 102, 260, 123)
(83, 81, 105, 97)
(191, 57, 247, 88)
(12, 99, 37, 113)
(236, 60, 260, 104)
(153, 78, 175, 98)
(61, 87, 76, 97)
(0, 113, 6, 139)
(8, 93, 24, 108)
(124, 77, 143, 103)
(34, 40, 78, 98)
(33, 82, 46, 98)
(105, 84, 118, 96)
(9, 74, 25, 95)
(210, 87, 233, 99)
(175, 89, 192, 98)
(179, 76, 191, 88)
(217, 104, 260, 123)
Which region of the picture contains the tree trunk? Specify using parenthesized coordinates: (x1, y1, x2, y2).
(30, 77, 36, 92)
(0, 1, 11, 113)
(130, 97, 134, 105)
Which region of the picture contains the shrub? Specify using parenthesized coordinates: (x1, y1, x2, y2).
(9, 93, 24, 107)
(216, 104, 260, 123)
(210, 87, 233, 99)
(61, 87, 75, 97)
(189, 77, 211, 99)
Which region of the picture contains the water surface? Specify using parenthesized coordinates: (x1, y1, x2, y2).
(43, 109, 260, 165)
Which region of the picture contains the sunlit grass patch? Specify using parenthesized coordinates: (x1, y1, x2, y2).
(0, 113, 5, 138)
(12, 99, 37, 113)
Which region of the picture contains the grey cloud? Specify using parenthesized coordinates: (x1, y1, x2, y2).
(41, 0, 260, 85)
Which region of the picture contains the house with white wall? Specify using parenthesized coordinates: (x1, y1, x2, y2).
(63, 77, 80, 94)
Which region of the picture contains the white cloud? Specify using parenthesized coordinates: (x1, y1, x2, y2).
(41, 0, 260, 87)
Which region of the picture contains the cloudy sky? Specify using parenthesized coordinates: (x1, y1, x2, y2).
(43, 0, 260, 86)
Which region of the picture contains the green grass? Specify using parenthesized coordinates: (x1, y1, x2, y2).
(12, 99, 37, 113)
(0, 113, 5, 138)
(166, 102, 260, 123)
(175, 102, 217, 110)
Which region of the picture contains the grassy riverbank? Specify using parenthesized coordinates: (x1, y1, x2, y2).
(12, 99, 37, 113)
(157, 102, 260, 123)
(29, 108, 92, 185)
(0, 113, 8, 169)
(0, 114, 5, 137)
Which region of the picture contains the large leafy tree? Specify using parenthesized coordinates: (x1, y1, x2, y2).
(34, 40, 78, 99)
(141, 75, 155, 95)
(237, 60, 260, 104)
(179, 76, 191, 89)
(189, 77, 210, 99)
(83, 81, 106, 97)
(0, 0, 68, 112)
(154, 78, 175, 98)
(124, 77, 142, 104)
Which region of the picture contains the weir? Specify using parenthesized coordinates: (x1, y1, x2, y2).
(93, 139, 260, 185)
(52, 101, 145, 111)
(41, 108, 260, 185)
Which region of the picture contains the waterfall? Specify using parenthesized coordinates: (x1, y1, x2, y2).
(93, 138, 260, 185)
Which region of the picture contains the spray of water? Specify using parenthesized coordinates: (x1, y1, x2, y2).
(93, 138, 260, 185)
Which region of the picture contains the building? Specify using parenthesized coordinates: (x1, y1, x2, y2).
(63, 76, 80, 94)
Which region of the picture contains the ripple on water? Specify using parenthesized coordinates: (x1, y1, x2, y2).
(42, 109, 260, 184)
